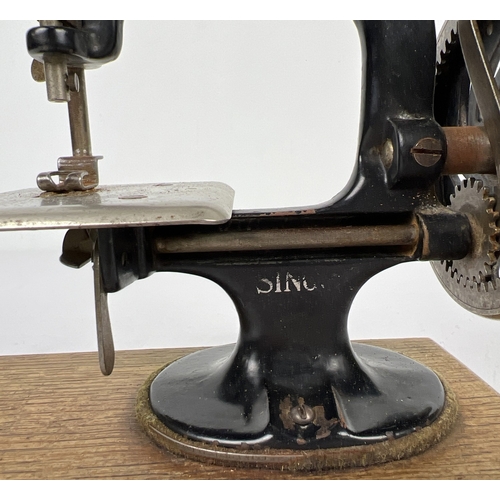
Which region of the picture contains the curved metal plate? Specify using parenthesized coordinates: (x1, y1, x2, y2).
(0, 182, 234, 231)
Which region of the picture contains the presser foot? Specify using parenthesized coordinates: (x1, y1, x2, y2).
(137, 343, 458, 470)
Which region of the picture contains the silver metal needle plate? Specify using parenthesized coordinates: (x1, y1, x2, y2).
(0, 182, 234, 231)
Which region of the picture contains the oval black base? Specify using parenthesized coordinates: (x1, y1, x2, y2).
(138, 344, 458, 470)
(149, 343, 448, 450)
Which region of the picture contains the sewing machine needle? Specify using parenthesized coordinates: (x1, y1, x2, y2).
(92, 239, 115, 376)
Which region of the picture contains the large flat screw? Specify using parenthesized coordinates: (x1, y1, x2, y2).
(411, 137, 443, 167)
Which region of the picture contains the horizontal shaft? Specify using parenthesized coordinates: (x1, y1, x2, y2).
(154, 223, 419, 254)
(442, 126, 494, 175)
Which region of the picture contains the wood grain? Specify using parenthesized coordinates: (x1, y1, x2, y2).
(0, 338, 499, 479)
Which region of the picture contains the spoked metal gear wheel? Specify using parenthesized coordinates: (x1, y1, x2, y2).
(432, 177, 500, 314)
(431, 21, 500, 316)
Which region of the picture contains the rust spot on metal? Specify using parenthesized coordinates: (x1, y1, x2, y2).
(338, 416, 348, 429)
(279, 396, 295, 431)
(280, 396, 338, 440)
(265, 209, 317, 217)
(311, 405, 338, 440)
(315, 429, 331, 440)
(385, 430, 395, 440)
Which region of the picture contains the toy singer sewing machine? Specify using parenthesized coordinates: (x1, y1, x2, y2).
(1, 20, 499, 471)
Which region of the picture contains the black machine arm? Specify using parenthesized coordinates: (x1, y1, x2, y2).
(98, 21, 470, 293)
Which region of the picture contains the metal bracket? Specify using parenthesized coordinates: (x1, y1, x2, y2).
(37, 155, 102, 192)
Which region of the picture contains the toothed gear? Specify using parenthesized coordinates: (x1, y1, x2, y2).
(449, 179, 500, 270)
(436, 21, 458, 69)
(432, 178, 500, 312)
(431, 20, 500, 316)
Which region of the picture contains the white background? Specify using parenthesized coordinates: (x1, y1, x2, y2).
(1, 20, 500, 393)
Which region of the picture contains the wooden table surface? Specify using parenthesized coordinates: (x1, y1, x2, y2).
(0, 338, 499, 479)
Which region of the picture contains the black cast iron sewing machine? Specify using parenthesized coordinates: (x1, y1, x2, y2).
(1, 20, 499, 470)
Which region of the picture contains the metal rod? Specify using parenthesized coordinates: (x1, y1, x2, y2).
(43, 55, 70, 103)
(442, 126, 494, 175)
(38, 21, 70, 103)
(68, 67, 92, 156)
(155, 223, 420, 254)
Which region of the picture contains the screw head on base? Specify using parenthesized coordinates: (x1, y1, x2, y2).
(290, 404, 316, 425)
